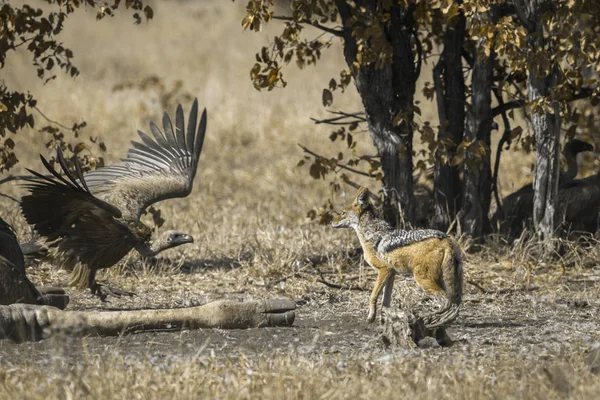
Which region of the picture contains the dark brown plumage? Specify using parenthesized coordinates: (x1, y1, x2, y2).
(20, 100, 207, 297)
(1, 217, 68, 308)
(0, 216, 40, 305)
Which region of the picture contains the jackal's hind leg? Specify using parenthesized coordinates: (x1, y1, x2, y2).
(413, 269, 445, 297)
(368, 268, 390, 323)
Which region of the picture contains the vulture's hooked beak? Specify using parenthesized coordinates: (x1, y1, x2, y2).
(178, 234, 194, 245)
(169, 233, 194, 247)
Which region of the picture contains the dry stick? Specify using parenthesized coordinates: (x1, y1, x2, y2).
(467, 279, 489, 293)
(316, 270, 368, 291)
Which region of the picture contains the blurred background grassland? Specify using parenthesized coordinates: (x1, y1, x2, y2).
(3, 0, 599, 286)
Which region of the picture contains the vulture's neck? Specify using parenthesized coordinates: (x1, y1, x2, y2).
(135, 238, 169, 258)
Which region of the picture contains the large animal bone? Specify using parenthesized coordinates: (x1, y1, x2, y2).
(0, 299, 296, 343)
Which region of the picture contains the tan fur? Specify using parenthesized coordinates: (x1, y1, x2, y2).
(333, 187, 464, 325)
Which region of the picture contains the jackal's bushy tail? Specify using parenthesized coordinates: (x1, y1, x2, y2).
(422, 238, 464, 328)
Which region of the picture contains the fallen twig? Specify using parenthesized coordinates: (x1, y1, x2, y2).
(316, 270, 368, 291)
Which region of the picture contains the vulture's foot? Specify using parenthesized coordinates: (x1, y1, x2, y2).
(91, 283, 135, 300)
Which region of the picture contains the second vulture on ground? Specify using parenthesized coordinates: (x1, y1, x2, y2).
(1, 216, 68, 308)
(494, 138, 594, 237)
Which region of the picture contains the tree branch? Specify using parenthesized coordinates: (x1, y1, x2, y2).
(33, 106, 78, 131)
(492, 100, 525, 117)
(272, 15, 343, 37)
(310, 110, 367, 125)
(0, 193, 19, 203)
(298, 144, 376, 178)
(491, 88, 597, 117)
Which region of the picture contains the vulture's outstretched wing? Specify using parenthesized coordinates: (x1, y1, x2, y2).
(83, 99, 207, 219)
(20, 149, 136, 271)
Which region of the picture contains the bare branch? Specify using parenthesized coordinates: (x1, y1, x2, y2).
(492, 100, 525, 117)
(272, 15, 343, 37)
(0, 193, 19, 203)
(298, 144, 377, 178)
(33, 106, 78, 131)
(311, 110, 367, 125)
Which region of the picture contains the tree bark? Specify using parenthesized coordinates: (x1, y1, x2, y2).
(461, 29, 495, 238)
(432, 11, 466, 231)
(529, 62, 560, 244)
(335, 0, 416, 225)
(519, 0, 561, 245)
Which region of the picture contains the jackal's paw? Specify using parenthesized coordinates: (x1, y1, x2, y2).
(367, 310, 376, 323)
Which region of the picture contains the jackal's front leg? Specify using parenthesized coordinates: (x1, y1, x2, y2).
(368, 267, 390, 323)
(381, 270, 396, 308)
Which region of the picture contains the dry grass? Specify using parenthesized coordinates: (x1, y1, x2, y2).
(1, 0, 600, 398)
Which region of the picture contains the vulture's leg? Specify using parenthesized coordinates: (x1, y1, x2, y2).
(70, 265, 134, 299)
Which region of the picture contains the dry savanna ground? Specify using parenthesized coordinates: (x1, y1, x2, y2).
(1, 1, 600, 398)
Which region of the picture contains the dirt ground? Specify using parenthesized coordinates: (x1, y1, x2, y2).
(1, 255, 600, 398)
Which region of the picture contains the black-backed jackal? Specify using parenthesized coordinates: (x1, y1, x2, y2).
(332, 187, 464, 327)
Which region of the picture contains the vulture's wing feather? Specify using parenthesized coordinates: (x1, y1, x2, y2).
(20, 150, 134, 271)
(84, 99, 207, 218)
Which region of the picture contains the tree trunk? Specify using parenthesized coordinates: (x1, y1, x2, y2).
(432, 11, 466, 231)
(519, 0, 561, 244)
(335, 0, 416, 225)
(461, 32, 494, 238)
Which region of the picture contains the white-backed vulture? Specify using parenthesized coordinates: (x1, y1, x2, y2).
(494, 138, 594, 236)
(20, 100, 207, 298)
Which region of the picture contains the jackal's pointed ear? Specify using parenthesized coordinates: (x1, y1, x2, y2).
(355, 187, 370, 206)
